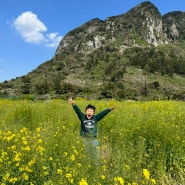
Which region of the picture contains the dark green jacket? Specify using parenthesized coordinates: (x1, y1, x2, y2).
(73, 104, 111, 137)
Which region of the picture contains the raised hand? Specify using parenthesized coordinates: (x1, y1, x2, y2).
(68, 97, 75, 105)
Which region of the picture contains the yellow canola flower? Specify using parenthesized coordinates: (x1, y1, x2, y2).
(22, 173, 29, 181)
(57, 169, 63, 175)
(74, 149, 78, 155)
(125, 164, 130, 170)
(77, 163, 82, 168)
(28, 158, 36, 166)
(37, 145, 45, 154)
(20, 127, 28, 134)
(4, 134, 16, 142)
(66, 173, 72, 179)
(13, 152, 21, 162)
(3, 172, 10, 181)
(25, 166, 33, 173)
(42, 166, 47, 170)
(21, 146, 31, 151)
(11, 145, 16, 150)
(37, 139, 42, 144)
(9, 177, 18, 183)
(100, 175, 106, 180)
(1, 151, 8, 158)
(142, 169, 150, 180)
(36, 127, 41, 133)
(114, 177, 124, 185)
(70, 154, 75, 161)
(79, 178, 88, 185)
(21, 137, 28, 145)
(151, 178, 156, 184)
(102, 165, 107, 172)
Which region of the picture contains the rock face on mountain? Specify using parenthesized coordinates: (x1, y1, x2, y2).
(1, 1, 185, 100)
(56, 1, 168, 55)
(162, 11, 185, 41)
(56, 1, 185, 56)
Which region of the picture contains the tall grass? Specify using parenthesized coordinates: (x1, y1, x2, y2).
(0, 99, 185, 185)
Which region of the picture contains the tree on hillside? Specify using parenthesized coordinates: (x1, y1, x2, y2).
(21, 76, 31, 94)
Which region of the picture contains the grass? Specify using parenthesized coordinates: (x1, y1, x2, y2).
(0, 98, 185, 184)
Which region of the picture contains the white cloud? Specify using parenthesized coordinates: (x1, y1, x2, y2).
(13, 11, 47, 44)
(13, 11, 62, 47)
(46, 33, 63, 48)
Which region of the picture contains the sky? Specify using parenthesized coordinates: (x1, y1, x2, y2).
(0, 0, 185, 82)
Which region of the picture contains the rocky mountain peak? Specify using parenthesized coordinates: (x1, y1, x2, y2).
(55, 1, 170, 56)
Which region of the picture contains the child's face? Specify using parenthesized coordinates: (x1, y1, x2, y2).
(85, 108, 94, 119)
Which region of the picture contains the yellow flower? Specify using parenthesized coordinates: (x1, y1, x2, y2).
(21, 146, 31, 151)
(38, 145, 45, 154)
(3, 172, 10, 181)
(57, 169, 63, 175)
(79, 178, 88, 185)
(100, 175, 106, 180)
(9, 177, 18, 183)
(151, 178, 156, 184)
(25, 166, 32, 173)
(142, 169, 150, 180)
(74, 149, 78, 155)
(11, 145, 16, 150)
(21, 137, 28, 145)
(22, 173, 29, 181)
(65, 173, 72, 179)
(77, 163, 82, 168)
(43, 171, 49, 176)
(70, 154, 75, 161)
(20, 127, 28, 133)
(28, 158, 36, 166)
(102, 165, 107, 172)
(13, 152, 21, 162)
(36, 127, 41, 133)
(38, 139, 42, 143)
(125, 164, 130, 170)
(42, 166, 47, 170)
(114, 177, 124, 185)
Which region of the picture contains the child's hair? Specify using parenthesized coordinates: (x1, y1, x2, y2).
(85, 104, 96, 112)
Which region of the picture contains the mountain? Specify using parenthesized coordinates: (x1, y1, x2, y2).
(0, 1, 185, 100)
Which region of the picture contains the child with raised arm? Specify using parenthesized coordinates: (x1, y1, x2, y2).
(68, 97, 116, 165)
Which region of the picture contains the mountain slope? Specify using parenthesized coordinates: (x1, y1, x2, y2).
(0, 1, 185, 100)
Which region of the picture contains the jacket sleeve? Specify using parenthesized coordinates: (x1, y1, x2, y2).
(73, 104, 84, 121)
(95, 109, 111, 122)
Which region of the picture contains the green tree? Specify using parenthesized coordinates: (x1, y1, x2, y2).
(21, 76, 31, 94)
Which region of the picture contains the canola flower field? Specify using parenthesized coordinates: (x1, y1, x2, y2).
(0, 98, 185, 185)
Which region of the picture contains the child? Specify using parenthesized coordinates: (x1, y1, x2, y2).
(68, 97, 115, 165)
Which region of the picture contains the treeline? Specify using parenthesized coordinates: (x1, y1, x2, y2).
(126, 47, 185, 76)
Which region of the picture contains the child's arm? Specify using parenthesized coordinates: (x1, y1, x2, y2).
(96, 105, 116, 121)
(68, 97, 84, 120)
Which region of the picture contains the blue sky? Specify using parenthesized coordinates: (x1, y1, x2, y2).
(0, 0, 185, 82)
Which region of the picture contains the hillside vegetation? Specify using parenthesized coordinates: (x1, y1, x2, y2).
(0, 1, 185, 100)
